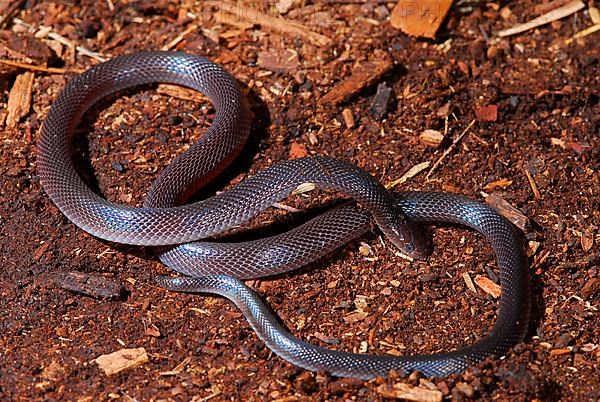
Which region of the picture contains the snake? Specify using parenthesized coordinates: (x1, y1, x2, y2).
(37, 51, 530, 379)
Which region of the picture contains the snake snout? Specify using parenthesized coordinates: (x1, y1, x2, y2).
(388, 217, 432, 260)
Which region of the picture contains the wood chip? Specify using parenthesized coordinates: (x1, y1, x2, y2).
(6, 71, 34, 128)
(33, 242, 50, 261)
(390, 0, 453, 38)
(549, 348, 572, 356)
(342, 108, 355, 129)
(210, 1, 331, 47)
(157, 84, 209, 103)
(161, 23, 200, 50)
(376, 382, 443, 402)
(474, 104, 498, 122)
(580, 230, 594, 252)
(343, 310, 369, 324)
(419, 129, 444, 147)
(257, 49, 299, 73)
(292, 182, 315, 195)
(474, 275, 501, 298)
(145, 323, 161, 338)
(482, 178, 513, 191)
(217, 11, 255, 30)
(461, 272, 477, 294)
(289, 142, 308, 159)
(276, 0, 301, 14)
(319, 58, 392, 105)
(484, 193, 529, 232)
(590, 7, 600, 24)
(498, 0, 585, 37)
(95, 348, 149, 375)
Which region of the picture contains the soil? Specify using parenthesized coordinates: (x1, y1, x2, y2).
(0, 0, 598, 400)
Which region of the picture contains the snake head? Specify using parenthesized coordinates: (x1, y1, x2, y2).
(386, 213, 432, 260)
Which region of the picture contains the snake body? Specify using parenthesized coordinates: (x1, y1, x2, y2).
(38, 51, 530, 379)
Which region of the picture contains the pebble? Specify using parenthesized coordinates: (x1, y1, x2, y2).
(111, 161, 125, 173)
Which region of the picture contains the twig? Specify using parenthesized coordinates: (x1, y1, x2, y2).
(498, 0, 585, 37)
(425, 119, 476, 180)
(0, 58, 84, 74)
(523, 167, 542, 200)
(161, 23, 201, 51)
(0, 0, 25, 29)
(565, 23, 600, 44)
(13, 18, 107, 62)
(271, 202, 301, 213)
(206, 1, 331, 47)
(386, 161, 430, 189)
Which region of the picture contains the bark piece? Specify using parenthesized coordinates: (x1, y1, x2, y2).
(484, 194, 529, 231)
(319, 58, 392, 105)
(390, 0, 453, 38)
(6, 71, 34, 128)
(257, 49, 299, 73)
(474, 275, 501, 298)
(54, 271, 127, 299)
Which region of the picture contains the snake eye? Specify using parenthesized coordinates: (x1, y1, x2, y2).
(404, 242, 415, 252)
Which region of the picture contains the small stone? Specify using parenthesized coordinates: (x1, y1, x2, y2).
(111, 161, 125, 173)
(554, 333, 573, 348)
(581, 278, 599, 299)
(486, 45, 503, 60)
(369, 82, 393, 119)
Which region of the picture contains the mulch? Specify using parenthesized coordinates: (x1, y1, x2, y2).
(0, 0, 598, 400)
